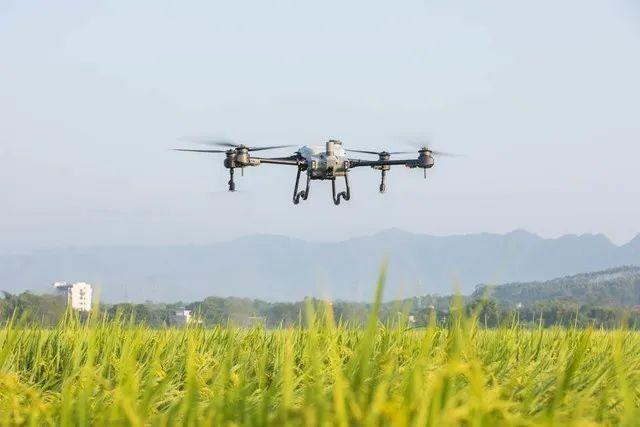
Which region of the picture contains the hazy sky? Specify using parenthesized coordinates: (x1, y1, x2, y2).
(1, 0, 639, 253)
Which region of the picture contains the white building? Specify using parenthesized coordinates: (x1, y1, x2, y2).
(53, 282, 93, 312)
(169, 309, 193, 326)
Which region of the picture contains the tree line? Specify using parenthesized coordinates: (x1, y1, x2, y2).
(3, 291, 640, 329)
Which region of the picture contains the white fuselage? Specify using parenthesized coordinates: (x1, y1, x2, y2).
(299, 140, 349, 179)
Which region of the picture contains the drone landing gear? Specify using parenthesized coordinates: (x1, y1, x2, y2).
(332, 172, 351, 205)
(228, 168, 236, 192)
(379, 170, 386, 193)
(292, 169, 351, 206)
(293, 167, 310, 205)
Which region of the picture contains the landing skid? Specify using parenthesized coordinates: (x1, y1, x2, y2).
(331, 173, 350, 205)
(292, 169, 351, 206)
(293, 167, 310, 204)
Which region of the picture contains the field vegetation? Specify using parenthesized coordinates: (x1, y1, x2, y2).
(1, 272, 640, 425)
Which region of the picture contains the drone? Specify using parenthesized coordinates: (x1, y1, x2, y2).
(175, 139, 456, 205)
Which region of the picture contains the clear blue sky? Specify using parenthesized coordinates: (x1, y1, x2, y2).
(1, 0, 638, 252)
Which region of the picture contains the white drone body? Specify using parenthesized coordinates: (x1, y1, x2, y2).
(298, 140, 349, 179)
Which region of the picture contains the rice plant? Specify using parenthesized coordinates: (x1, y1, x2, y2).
(1, 272, 639, 426)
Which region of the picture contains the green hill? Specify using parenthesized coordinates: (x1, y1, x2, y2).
(473, 266, 640, 307)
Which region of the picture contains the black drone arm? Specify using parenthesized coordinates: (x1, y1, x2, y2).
(348, 158, 418, 168)
(253, 156, 302, 166)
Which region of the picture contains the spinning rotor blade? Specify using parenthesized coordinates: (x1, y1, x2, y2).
(413, 141, 462, 157)
(346, 149, 380, 155)
(179, 137, 294, 152)
(430, 149, 461, 157)
(178, 137, 240, 148)
(248, 144, 296, 152)
(173, 148, 228, 153)
(212, 141, 239, 148)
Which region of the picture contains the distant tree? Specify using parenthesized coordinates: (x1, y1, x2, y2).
(466, 298, 499, 328)
(0, 291, 66, 326)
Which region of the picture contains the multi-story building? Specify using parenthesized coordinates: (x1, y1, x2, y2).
(53, 282, 93, 312)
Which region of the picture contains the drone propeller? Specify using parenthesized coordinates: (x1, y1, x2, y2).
(417, 146, 460, 157)
(344, 149, 412, 194)
(179, 137, 295, 152)
(173, 148, 229, 153)
(409, 139, 462, 157)
(248, 145, 296, 152)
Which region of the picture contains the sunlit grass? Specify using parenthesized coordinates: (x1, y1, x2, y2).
(1, 271, 639, 425)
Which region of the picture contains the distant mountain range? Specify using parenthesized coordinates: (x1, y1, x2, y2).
(1, 229, 638, 302)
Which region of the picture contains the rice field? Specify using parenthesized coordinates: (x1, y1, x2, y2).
(1, 279, 640, 426)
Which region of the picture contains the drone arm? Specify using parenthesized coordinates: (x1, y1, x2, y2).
(348, 158, 418, 168)
(253, 157, 302, 166)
